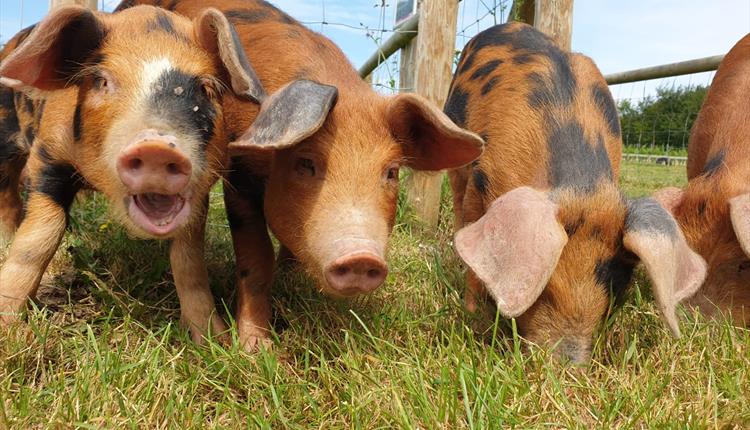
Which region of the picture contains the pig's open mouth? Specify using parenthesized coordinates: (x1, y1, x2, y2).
(126, 193, 191, 236)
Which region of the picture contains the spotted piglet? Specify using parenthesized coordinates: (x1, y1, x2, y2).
(653, 34, 750, 326)
(446, 23, 707, 363)
(0, 6, 335, 343)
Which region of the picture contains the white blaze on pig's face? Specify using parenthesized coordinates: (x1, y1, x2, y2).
(90, 49, 224, 239)
(49, 7, 254, 240)
(0, 5, 272, 239)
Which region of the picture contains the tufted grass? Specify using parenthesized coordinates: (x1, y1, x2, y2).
(0, 160, 748, 429)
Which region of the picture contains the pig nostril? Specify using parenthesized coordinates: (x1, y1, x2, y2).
(367, 269, 381, 278)
(167, 163, 181, 175)
(335, 267, 350, 276)
(128, 158, 143, 171)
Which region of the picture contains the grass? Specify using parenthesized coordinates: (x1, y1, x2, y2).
(0, 160, 748, 428)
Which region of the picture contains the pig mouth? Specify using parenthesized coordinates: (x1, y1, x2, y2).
(126, 193, 191, 236)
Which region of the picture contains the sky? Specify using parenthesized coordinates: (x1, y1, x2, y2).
(1, 0, 748, 100)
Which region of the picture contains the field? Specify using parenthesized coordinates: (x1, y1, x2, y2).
(0, 161, 747, 429)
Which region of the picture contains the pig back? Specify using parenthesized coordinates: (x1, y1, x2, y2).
(687, 33, 750, 180)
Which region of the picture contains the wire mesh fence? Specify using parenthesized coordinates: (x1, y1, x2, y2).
(0, 0, 723, 160)
(611, 73, 714, 157)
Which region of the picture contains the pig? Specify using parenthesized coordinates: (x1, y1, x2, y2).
(653, 34, 750, 326)
(117, 0, 485, 351)
(446, 23, 707, 363)
(0, 5, 337, 344)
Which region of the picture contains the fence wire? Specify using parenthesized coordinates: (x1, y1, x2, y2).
(0, 1, 724, 159)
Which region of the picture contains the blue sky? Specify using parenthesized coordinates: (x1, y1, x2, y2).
(1, 0, 748, 99)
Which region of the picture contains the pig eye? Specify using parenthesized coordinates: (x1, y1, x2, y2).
(384, 164, 400, 184)
(93, 75, 108, 90)
(739, 261, 750, 273)
(92, 72, 115, 95)
(294, 157, 316, 177)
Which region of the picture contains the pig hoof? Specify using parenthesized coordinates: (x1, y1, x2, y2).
(239, 333, 272, 353)
(0, 307, 23, 327)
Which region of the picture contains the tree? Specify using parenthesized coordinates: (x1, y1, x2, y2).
(618, 84, 708, 154)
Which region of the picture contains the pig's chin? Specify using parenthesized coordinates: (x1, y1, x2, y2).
(125, 193, 191, 238)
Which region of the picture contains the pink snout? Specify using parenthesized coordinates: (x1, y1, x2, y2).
(117, 141, 192, 195)
(324, 251, 388, 296)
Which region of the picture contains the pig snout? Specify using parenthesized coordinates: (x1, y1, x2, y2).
(323, 239, 388, 296)
(117, 140, 192, 196)
(116, 131, 194, 237)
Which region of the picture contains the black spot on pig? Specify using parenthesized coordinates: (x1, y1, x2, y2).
(548, 122, 612, 191)
(148, 69, 217, 148)
(473, 167, 489, 195)
(225, 8, 273, 24)
(481, 77, 500, 95)
(591, 84, 621, 137)
(470, 60, 503, 80)
(444, 86, 469, 127)
(595, 253, 635, 302)
(35, 146, 83, 213)
(73, 103, 83, 142)
(702, 149, 725, 178)
(513, 54, 534, 64)
(625, 198, 678, 239)
(0, 90, 20, 146)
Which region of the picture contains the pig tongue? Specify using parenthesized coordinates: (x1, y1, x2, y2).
(134, 193, 184, 226)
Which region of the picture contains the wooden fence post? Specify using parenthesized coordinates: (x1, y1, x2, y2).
(509, 0, 574, 49)
(400, 0, 459, 229)
(50, 0, 98, 10)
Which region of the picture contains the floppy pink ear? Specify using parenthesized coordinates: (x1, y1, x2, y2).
(454, 187, 568, 317)
(729, 193, 750, 257)
(652, 187, 685, 215)
(0, 6, 105, 91)
(387, 93, 484, 171)
(623, 198, 707, 337)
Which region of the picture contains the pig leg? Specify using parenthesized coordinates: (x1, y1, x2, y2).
(170, 201, 227, 344)
(0, 193, 69, 323)
(225, 188, 274, 352)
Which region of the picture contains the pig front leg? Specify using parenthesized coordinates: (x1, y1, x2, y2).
(225, 188, 274, 352)
(0, 192, 69, 323)
(170, 202, 227, 344)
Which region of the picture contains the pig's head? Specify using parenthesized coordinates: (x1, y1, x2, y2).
(0, 5, 269, 238)
(230, 90, 484, 297)
(454, 184, 707, 363)
(653, 176, 750, 325)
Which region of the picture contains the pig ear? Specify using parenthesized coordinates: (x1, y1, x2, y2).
(652, 186, 685, 215)
(228, 79, 338, 153)
(454, 187, 568, 317)
(195, 8, 266, 103)
(0, 6, 105, 91)
(623, 198, 707, 337)
(387, 93, 484, 171)
(729, 193, 750, 257)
